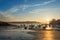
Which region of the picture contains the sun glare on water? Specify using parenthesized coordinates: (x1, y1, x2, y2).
(46, 26, 51, 29)
(46, 18, 52, 29)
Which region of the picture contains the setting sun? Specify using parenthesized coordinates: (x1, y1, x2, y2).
(46, 18, 51, 24)
(46, 18, 50, 21)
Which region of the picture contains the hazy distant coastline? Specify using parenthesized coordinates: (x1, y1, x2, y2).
(0, 21, 40, 26)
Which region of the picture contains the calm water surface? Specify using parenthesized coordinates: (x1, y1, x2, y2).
(36, 30, 60, 40)
(0, 29, 60, 40)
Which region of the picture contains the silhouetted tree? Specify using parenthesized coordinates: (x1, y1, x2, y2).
(49, 19, 56, 27)
(49, 19, 60, 28)
(56, 19, 60, 25)
(49, 19, 56, 25)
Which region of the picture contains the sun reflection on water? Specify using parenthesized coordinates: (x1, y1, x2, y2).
(46, 27, 51, 29)
(43, 31, 54, 40)
(36, 30, 54, 40)
(46, 25, 52, 29)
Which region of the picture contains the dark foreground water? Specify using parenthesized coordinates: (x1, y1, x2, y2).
(0, 29, 60, 40)
(0, 29, 36, 40)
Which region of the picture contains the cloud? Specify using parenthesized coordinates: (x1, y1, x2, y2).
(30, 0, 55, 7)
(43, 0, 55, 4)
(6, 0, 56, 11)
(20, 5, 28, 11)
(0, 0, 56, 22)
(27, 7, 60, 19)
(6, 7, 19, 13)
(19, 0, 56, 10)
(0, 11, 20, 22)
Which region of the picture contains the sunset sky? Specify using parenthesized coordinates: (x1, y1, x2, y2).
(0, 0, 60, 23)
